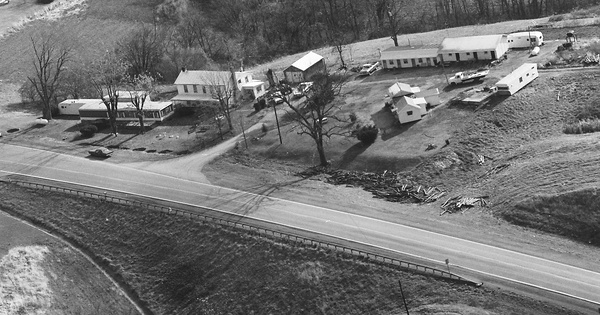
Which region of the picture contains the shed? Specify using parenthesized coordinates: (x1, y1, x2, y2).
(414, 88, 441, 106)
(284, 52, 326, 83)
(495, 63, 538, 96)
(380, 46, 440, 69)
(394, 96, 427, 124)
(388, 82, 421, 98)
(439, 35, 509, 62)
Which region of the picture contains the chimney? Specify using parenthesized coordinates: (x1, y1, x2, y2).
(181, 67, 186, 73)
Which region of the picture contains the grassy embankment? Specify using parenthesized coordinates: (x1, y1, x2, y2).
(0, 182, 582, 315)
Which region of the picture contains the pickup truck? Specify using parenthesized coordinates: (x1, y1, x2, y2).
(358, 62, 380, 76)
(448, 69, 489, 85)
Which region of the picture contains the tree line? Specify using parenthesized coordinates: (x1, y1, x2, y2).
(156, 0, 600, 68)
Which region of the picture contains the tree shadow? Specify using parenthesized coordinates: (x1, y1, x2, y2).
(381, 121, 415, 141)
(335, 142, 370, 169)
(4, 101, 40, 115)
(213, 177, 308, 217)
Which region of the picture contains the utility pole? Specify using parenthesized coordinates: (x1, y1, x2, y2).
(272, 100, 283, 145)
(240, 112, 248, 149)
(398, 280, 410, 315)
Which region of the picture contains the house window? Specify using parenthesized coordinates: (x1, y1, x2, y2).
(519, 77, 523, 83)
(448, 53, 452, 56)
(238, 79, 242, 84)
(407, 111, 413, 116)
(418, 58, 423, 63)
(466, 52, 471, 56)
(245, 77, 249, 83)
(257, 85, 262, 92)
(193, 85, 198, 93)
(202, 86, 207, 93)
(397, 59, 401, 65)
(183, 85, 188, 93)
(403, 59, 408, 64)
(484, 51, 488, 54)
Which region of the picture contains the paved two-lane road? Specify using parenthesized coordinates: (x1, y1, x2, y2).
(1, 143, 599, 311)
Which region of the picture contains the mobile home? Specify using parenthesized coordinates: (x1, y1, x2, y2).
(495, 63, 538, 96)
(507, 31, 543, 49)
(58, 99, 99, 116)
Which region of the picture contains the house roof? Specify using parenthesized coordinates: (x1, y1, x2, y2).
(174, 70, 232, 85)
(439, 35, 507, 52)
(79, 100, 172, 111)
(170, 94, 217, 102)
(496, 63, 537, 86)
(59, 99, 101, 106)
(240, 80, 265, 89)
(286, 52, 324, 72)
(396, 96, 422, 111)
(388, 82, 421, 98)
(380, 46, 440, 60)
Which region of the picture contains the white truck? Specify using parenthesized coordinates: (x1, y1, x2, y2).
(448, 69, 489, 85)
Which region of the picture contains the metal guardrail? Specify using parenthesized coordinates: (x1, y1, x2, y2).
(4, 178, 478, 285)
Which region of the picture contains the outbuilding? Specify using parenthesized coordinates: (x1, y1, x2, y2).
(283, 52, 326, 84)
(507, 31, 543, 49)
(439, 35, 509, 62)
(393, 96, 428, 124)
(380, 46, 440, 69)
(388, 82, 421, 98)
(495, 63, 538, 95)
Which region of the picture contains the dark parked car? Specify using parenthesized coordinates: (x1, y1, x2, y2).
(88, 147, 113, 158)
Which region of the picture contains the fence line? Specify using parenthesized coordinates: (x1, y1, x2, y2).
(6, 178, 476, 284)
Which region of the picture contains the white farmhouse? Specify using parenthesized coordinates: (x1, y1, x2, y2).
(439, 35, 509, 62)
(170, 69, 266, 107)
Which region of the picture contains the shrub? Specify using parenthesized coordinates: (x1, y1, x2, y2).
(349, 112, 357, 123)
(563, 118, 600, 134)
(356, 125, 379, 145)
(79, 124, 98, 137)
(175, 106, 195, 116)
(575, 101, 600, 120)
(261, 123, 269, 133)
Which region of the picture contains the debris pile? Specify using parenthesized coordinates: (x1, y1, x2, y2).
(478, 163, 510, 178)
(440, 195, 489, 215)
(581, 53, 600, 64)
(297, 167, 445, 203)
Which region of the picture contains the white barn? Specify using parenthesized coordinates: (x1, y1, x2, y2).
(495, 63, 538, 96)
(380, 46, 440, 69)
(439, 35, 509, 62)
(507, 31, 544, 49)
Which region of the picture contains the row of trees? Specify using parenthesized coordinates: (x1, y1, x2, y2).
(26, 33, 155, 136)
(155, 0, 600, 67)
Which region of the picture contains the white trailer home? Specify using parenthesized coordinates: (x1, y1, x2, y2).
(507, 31, 543, 49)
(58, 99, 99, 115)
(495, 63, 538, 96)
(380, 46, 440, 69)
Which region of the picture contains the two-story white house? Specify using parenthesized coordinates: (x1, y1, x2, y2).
(170, 68, 266, 107)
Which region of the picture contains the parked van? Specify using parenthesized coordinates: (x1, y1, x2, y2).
(507, 31, 544, 49)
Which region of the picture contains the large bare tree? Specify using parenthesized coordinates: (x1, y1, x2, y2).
(203, 70, 237, 131)
(91, 53, 129, 136)
(27, 35, 71, 120)
(126, 74, 155, 134)
(279, 72, 348, 166)
(117, 25, 165, 77)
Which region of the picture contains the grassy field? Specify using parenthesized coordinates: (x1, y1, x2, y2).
(0, 212, 138, 314)
(0, 182, 583, 315)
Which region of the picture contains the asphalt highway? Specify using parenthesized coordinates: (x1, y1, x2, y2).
(1, 143, 599, 310)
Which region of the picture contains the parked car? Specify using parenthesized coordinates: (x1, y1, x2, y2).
(88, 147, 113, 158)
(358, 62, 380, 76)
(292, 82, 313, 98)
(271, 91, 285, 104)
(0, 0, 9, 6)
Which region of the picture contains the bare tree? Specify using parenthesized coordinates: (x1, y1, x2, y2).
(279, 72, 348, 166)
(202, 70, 237, 131)
(125, 74, 155, 134)
(27, 35, 71, 120)
(117, 25, 165, 77)
(91, 53, 129, 136)
(387, 1, 403, 46)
